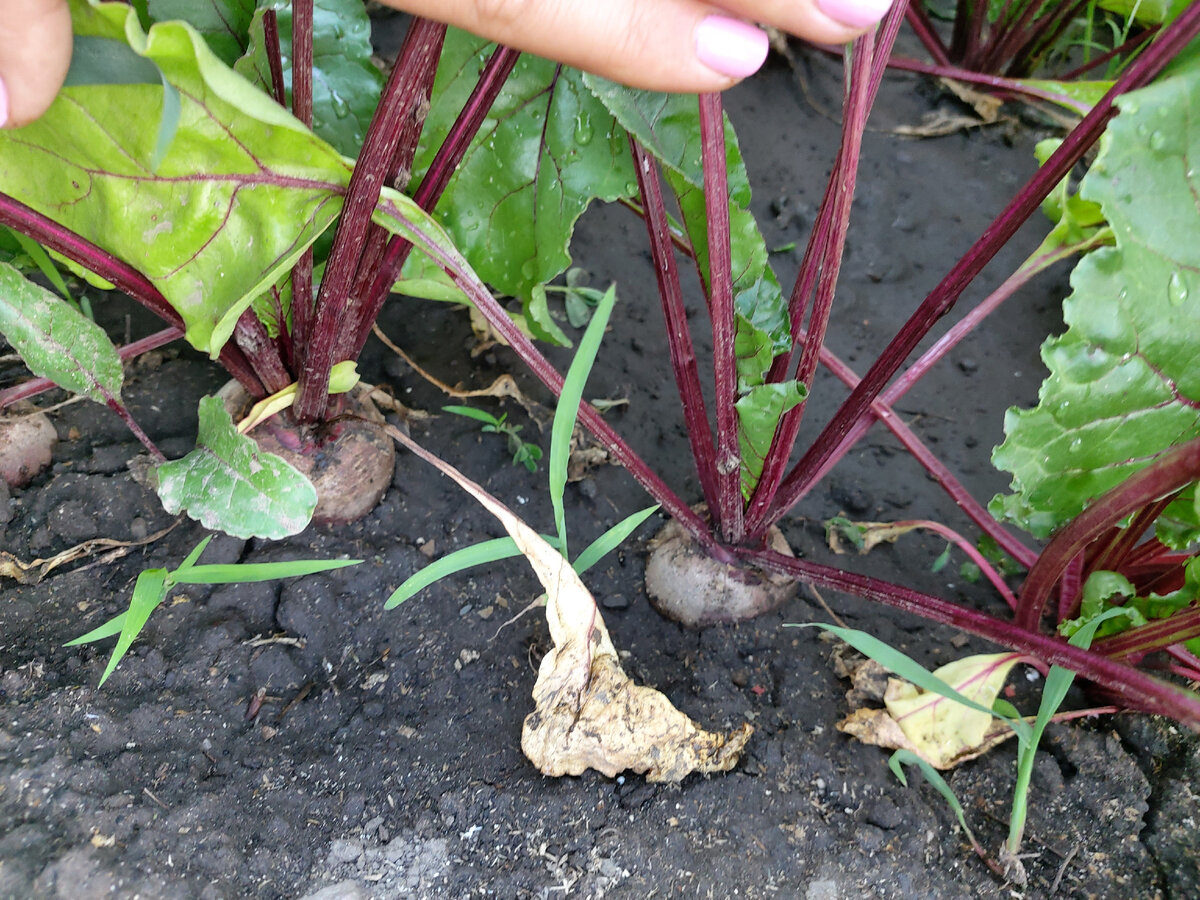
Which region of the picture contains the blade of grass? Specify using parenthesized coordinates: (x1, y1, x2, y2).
(169, 558, 360, 585)
(549, 283, 618, 556)
(572, 504, 660, 576)
(97, 567, 169, 686)
(1007, 607, 1128, 853)
(173, 535, 214, 572)
(385, 537, 524, 608)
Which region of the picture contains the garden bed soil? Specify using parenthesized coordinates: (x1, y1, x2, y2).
(2, 38, 1199, 900)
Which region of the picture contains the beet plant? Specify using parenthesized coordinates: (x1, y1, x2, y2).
(1, 0, 467, 536)
(392, 2, 1200, 727)
(3, 0, 1200, 738)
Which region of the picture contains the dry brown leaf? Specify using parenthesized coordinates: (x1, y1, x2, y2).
(0, 522, 178, 585)
(372, 323, 537, 416)
(828, 520, 922, 555)
(939, 77, 1003, 123)
(836, 652, 1021, 769)
(384, 425, 751, 782)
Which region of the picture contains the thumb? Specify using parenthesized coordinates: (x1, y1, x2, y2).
(0, 0, 73, 128)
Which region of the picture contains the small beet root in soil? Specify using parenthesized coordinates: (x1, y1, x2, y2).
(645, 505, 796, 627)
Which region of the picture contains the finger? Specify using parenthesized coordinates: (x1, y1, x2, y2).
(385, 0, 773, 93)
(0, 0, 73, 128)
(719, 0, 894, 45)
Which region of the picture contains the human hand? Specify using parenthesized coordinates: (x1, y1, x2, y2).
(0, 0, 892, 128)
(385, 0, 894, 92)
(0, 0, 72, 127)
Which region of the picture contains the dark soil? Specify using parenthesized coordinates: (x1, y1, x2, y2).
(2, 30, 1198, 900)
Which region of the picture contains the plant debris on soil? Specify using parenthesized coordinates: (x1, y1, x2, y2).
(2, 39, 1198, 900)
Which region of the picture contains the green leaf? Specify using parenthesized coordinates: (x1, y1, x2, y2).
(444, 405, 502, 426)
(992, 60, 1200, 538)
(735, 380, 806, 497)
(99, 567, 170, 685)
(1061, 559, 1200, 640)
(146, 0, 255, 66)
(1097, 0, 1191, 25)
(155, 395, 317, 539)
(0, 1, 350, 357)
(174, 534, 215, 571)
(1157, 485, 1200, 549)
(170, 557, 360, 584)
(572, 504, 659, 576)
(64, 611, 130, 646)
(64, 34, 162, 85)
(236, 0, 383, 157)
(384, 537, 524, 609)
(550, 284, 618, 555)
(1016, 79, 1115, 114)
(889, 749, 979, 847)
(0, 262, 124, 403)
(523, 284, 573, 348)
(6, 231, 77, 306)
(413, 30, 637, 307)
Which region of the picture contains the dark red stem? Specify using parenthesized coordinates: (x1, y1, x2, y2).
(1016, 437, 1200, 632)
(745, 546, 1200, 727)
(261, 9, 287, 107)
(1059, 26, 1158, 81)
(758, 2, 1200, 535)
(905, 3, 952, 66)
(337, 20, 448, 363)
(745, 33, 876, 534)
(288, 0, 315, 369)
(630, 138, 720, 513)
(0, 325, 182, 409)
(699, 92, 744, 544)
(361, 44, 520, 319)
(884, 56, 1092, 115)
(293, 20, 446, 421)
(1096, 605, 1200, 662)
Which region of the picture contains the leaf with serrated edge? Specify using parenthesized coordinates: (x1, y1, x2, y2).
(0, 1, 349, 357)
(0, 262, 124, 404)
(412, 29, 636, 304)
(992, 62, 1200, 538)
(156, 395, 316, 539)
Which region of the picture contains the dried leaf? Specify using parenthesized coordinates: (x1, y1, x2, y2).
(0, 522, 177, 585)
(828, 520, 922, 555)
(385, 424, 751, 781)
(837, 652, 1021, 769)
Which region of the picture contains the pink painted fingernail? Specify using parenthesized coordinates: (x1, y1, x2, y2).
(818, 0, 894, 29)
(695, 16, 769, 79)
(0, 76, 9, 128)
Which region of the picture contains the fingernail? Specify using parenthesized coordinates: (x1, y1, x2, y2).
(818, 0, 894, 29)
(695, 16, 769, 80)
(0, 76, 9, 128)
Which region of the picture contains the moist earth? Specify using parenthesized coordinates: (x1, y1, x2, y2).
(2, 33, 1198, 900)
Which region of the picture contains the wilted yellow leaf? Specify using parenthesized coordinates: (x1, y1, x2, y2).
(838, 652, 1021, 769)
(387, 426, 751, 782)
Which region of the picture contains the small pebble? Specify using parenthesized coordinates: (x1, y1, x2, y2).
(957, 357, 979, 374)
(600, 594, 629, 610)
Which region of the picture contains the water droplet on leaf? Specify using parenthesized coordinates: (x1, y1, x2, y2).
(1068, 437, 1083, 453)
(1168, 271, 1189, 307)
(331, 93, 351, 119)
(573, 114, 593, 145)
(1149, 130, 1168, 151)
